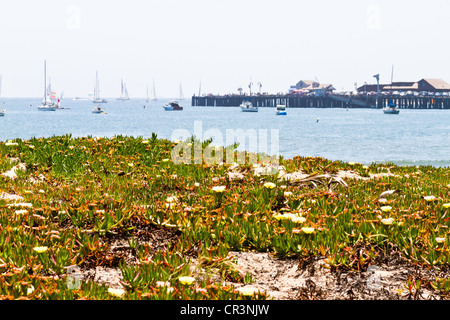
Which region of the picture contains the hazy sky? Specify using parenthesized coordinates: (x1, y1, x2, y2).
(1, 0, 449, 98)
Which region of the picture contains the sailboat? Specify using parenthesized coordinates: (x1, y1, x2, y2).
(178, 83, 184, 100)
(0, 75, 5, 116)
(92, 71, 107, 103)
(150, 79, 157, 101)
(117, 78, 130, 100)
(383, 65, 400, 114)
(37, 61, 58, 111)
(145, 84, 150, 102)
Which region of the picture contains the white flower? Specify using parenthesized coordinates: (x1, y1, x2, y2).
(381, 217, 394, 225)
(263, 182, 276, 189)
(212, 186, 226, 193)
(33, 246, 48, 253)
(436, 237, 446, 244)
(108, 288, 125, 297)
(178, 276, 195, 285)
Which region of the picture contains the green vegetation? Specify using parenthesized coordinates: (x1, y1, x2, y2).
(0, 134, 449, 299)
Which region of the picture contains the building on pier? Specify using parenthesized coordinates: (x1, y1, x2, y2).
(357, 78, 450, 94)
(289, 80, 335, 96)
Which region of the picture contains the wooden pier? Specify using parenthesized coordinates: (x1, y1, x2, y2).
(191, 94, 450, 109)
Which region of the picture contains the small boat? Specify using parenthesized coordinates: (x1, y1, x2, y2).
(163, 100, 183, 111)
(240, 100, 258, 112)
(276, 104, 287, 115)
(383, 101, 400, 114)
(92, 105, 105, 114)
(37, 61, 57, 111)
(0, 108, 5, 116)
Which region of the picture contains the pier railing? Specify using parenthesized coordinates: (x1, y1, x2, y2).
(192, 94, 450, 109)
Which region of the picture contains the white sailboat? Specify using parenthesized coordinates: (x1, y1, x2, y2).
(146, 84, 150, 102)
(37, 60, 57, 111)
(92, 71, 107, 103)
(178, 82, 184, 100)
(117, 78, 130, 100)
(150, 78, 157, 101)
(0, 75, 5, 116)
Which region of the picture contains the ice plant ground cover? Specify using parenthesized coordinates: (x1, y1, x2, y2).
(0, 134, 449, 300)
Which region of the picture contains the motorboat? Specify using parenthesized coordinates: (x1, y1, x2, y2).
(92, 105, 105, 114)
(383, 101, 400, 114)
(276, 104, 287, 115)
(240, 100, 258, 112)
(163, 100, 183, 111)
(0, 108, 5, 116)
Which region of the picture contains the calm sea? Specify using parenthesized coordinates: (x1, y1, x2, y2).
(0, 97, 449, 167)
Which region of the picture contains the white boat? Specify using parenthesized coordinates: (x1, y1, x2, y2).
(92, 71, 107, 103)
(92, 105, 105, 114)
(150, 78, 157, 101)
(117, 78, 130, 100)
(178, 83, 184, 100)
(163, 100, 183, 111)
(383, 101, 400, 114)
(276, 104, 287, 115)
(146, 84, 150, 102)
(240, 100, 258, 112)
(0, 109, 4, 117)
(37, 61, 57, 111)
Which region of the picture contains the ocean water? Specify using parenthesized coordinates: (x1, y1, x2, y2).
(0, 97, 449, 167)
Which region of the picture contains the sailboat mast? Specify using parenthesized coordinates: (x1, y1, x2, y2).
(44, 60, 47, 101)
(391, 65, 394, 86)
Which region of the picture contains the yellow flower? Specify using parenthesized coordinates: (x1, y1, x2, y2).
(141, 140, 149, 144)
(108, 288, 125, 297)
(273, 213, 284, 221)
(381, 217, 394, 225)
(301, 227, 315, 234)
(263, 182, 276, 189)
(348, 162, 355, 165)
(162, 158, 170, 162)
(212, 186, 226, 193)
(128, 163, 134, 167)
(33, 246, 48, 253)
(178, 276, 195, 285)
(436, 237, 446, 244)
(443, 203, 450, 209)
(363, 165, 369, 169)
(380, 206, 392, 212)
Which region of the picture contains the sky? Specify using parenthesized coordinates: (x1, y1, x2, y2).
(1, 0, 450, 98)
